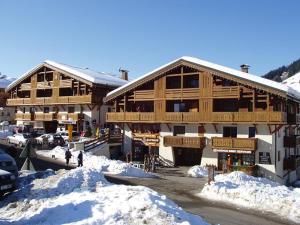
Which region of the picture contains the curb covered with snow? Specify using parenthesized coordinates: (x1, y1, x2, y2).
(187, 166, 208, 178)
(0, 167, 209, 225)
(199, 171, 300, 223)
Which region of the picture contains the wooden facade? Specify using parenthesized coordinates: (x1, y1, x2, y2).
(106, 60, 299, 125)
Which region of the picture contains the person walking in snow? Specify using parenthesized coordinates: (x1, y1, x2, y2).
(65, 149, 72, 165)
(77, 151, 83, 167)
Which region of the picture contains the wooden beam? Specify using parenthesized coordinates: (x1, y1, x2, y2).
(271, 124, 284, 134)
(213, 124, 218, 133)
(166, 123, 171, 132)
(253, 124, 258, 134)
(86, 104, 92, 111)
(268, 125, 272, 134)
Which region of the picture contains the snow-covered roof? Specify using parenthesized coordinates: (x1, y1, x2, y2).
(0, 77, 16, 89)
(7, 60, 127, 91)
(106, 56, 300, 100)
(282, 72, 300, 91)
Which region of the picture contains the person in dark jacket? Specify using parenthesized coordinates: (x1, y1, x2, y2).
(77, 151, 83, 167)
(65, 149, 72, 165)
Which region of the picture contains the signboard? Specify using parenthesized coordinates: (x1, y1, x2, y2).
(213, 149, 252, 154)
(132, 133, 160, 147)
(59, 120, 76, 125)
(259, 152, 271, 164)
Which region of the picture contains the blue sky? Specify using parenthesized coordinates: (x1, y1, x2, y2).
(0, 0, 299, 79)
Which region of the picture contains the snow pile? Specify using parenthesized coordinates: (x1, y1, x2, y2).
(0, 168, 209, 225)
(187, 166, 208, 178)
(37, 146, 155, 178)
(200, 171, 300, 223)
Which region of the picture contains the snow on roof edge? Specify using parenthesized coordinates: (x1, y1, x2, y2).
(106, 56, 300, 100)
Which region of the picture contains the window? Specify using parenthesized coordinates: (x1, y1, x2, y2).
(68, 107, 75, 113)
(173, 126, 185, 136)
(223, 127, 237, 138)
(183, 74, 199, 88)
(249, 127, 256, 138)
(29, 107, 35, 113)
(44, 107, 50, 113)
(166, 76, 181, 89)
(174, 103, 186, 112)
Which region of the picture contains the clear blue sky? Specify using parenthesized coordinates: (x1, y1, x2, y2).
(0, 0, 299, 79)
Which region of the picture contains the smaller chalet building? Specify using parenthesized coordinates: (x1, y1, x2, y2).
(6, 61, 127, 133)
(105, 56, 300, 185)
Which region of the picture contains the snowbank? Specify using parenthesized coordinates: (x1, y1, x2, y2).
(0, 167, 209, 225)
(200, 171, 300, 223)
(187, 166, 208, 178)
(37, 146, 155, 178)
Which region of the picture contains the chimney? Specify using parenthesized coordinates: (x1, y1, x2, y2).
(240, 64, 250, 73)
(119, 68, 129, 81)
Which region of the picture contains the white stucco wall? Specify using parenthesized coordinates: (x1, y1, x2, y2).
(123, 124, 132, 154)
(159, 124, 175, 164)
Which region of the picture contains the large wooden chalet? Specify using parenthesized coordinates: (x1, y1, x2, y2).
(6, 60, 127, 133)
(105, 56, 300, 184)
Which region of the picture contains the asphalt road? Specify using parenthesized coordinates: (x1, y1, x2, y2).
(106, 167, 297, 225)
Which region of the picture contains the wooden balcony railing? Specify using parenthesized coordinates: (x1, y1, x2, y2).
(164, 136, 206, 149)
(35, 113, 54, 121)
(132, 90, 155, 100)
(15, 113, 31, 121)
(284, 136, 300, 148)
(36, 81, 54, 89)
(57, 113, 83, 121)
(7, 95, 92, 106)
(211, 137, 257, 151)
(212, 86, 240, 98)
(165, 88, 199, 99)
(20, 83, 31, 91)
(59, 79, 73, 88)
(106, 111, 286, 123)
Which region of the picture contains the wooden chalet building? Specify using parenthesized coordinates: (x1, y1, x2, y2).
(6, 60, 127, 133)
(105, 56, 300, 184)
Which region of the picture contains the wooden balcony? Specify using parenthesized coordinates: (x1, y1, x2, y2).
(212, 86, 240, 98)
(131, 90, 155, 100)
(284, 136, 300, 148)
(15, 113, 31, 121)
(212, 112, 285, 123)
(36, 81, 54, 89)
(57, 113, 83, 121)
(35, 113, 54, 121)
(59, 79, 73, 88)
(7, 95, 92, 106)
(106, 111, 286, 124)
(20, 83, 31, 91)
(164, 136, 206, 149)
(211, 137, 257, 151)
(165, 88, 199, 99)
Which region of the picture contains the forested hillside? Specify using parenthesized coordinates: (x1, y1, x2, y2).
(263, 58, 300, 81)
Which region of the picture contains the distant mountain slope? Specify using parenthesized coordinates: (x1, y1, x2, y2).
(263, 58, 300, 82)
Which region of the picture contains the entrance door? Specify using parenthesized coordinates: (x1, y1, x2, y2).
(173, 147, 202, 166)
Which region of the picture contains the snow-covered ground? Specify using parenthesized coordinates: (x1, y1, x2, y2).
(37, 146, 155, 178)
(200, 171, 300, 223)
(187, 166, 208, 178)
(0, 167, 209, 225)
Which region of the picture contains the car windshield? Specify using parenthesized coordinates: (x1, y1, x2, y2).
(23, 134, 31, 138)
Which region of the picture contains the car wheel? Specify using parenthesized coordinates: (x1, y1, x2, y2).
(7, 139, 10, 144)
(19, 142, 23, 147)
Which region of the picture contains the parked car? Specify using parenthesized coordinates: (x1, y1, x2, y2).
(7, 133, 32, 147)
(0, 149, 18, 196)
(0, 169, 17, 197)
(31, 128, 46, 138)
(36, 133, 65, 147)
(57, 131, 80, 142)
